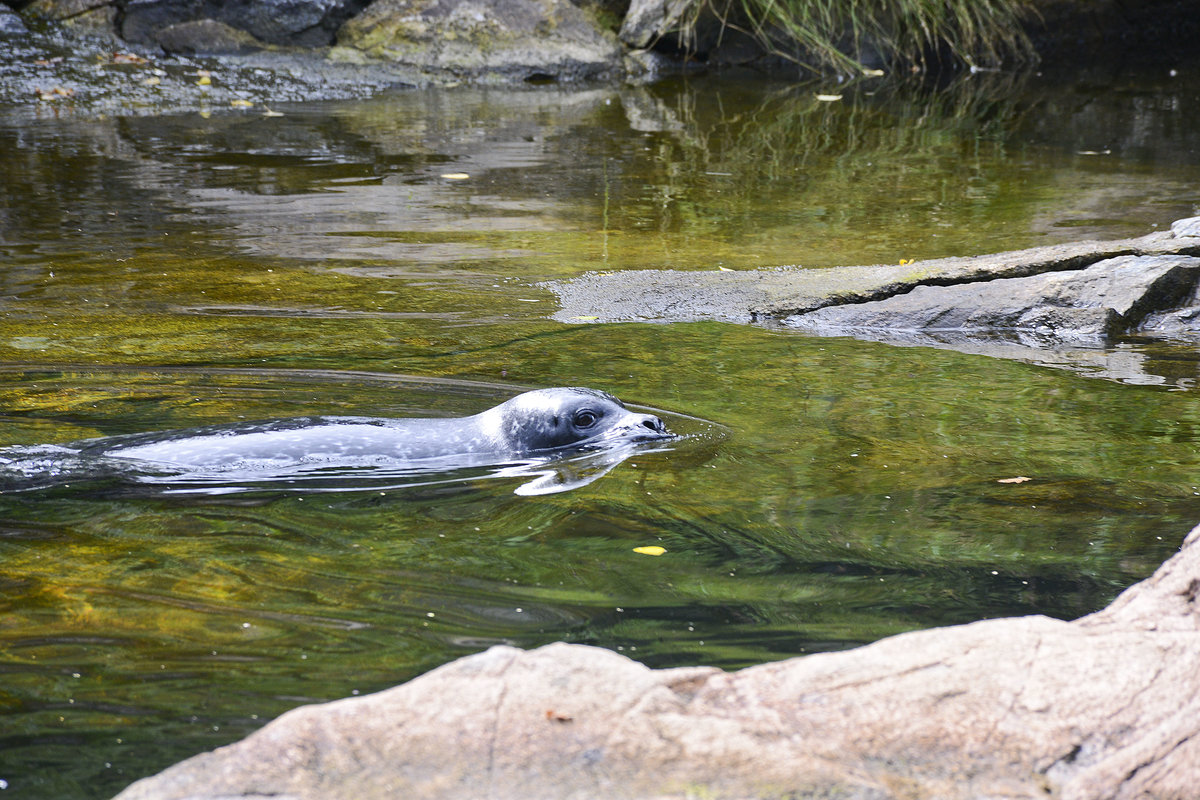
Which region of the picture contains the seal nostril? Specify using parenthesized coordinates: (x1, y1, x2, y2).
(642, 416, 666, 433)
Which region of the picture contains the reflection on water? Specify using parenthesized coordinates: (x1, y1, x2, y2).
(1, 65, 1200, 799)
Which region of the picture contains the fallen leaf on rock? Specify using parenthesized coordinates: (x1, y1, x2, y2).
(545, 709, 573, 723)
(36, 86, 75, 101)
(143, 77, 161, 86)
(35, 57, 64, 66)
(633, 546, 666, 556)
(111, 53, 148, 65)
(997, 476, 1032, 484)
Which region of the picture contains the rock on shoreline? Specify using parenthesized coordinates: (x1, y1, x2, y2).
(10, 0, 1200, 86)
(545, 217, 1200, 386)
(114, 520, 1200, 799)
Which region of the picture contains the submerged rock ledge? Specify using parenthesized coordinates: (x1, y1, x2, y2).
(116, 521, 1200, 799)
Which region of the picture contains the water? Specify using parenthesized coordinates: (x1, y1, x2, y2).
(2, 63, 1200, 798)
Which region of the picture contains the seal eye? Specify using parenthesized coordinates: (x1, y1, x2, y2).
(573, 409, 599, 429)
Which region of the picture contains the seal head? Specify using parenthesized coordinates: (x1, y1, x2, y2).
(481, 387, 672, 455)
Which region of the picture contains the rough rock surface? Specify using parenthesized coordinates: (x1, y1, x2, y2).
(546, 224, 1200, 325)
(0, 4, 28, 33)
(148, 18, 270, 54)
(22, 0, 118, 34)
(336, 0, 623, 82)
(1174, 216, 1200, 238)
(114, 522, 1200, 799)
(619, 0, 691, 48)
(119, 0, 372, 48)
(785, 254, 1200, 339)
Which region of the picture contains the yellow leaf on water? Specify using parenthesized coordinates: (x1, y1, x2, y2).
(815, 94, 843, 102)
(997, 476, 1032, 484)
(899, 258, 913, 265)
(633, 546, 666, 556)
(441, 172, 470, 180)
(717, 266, 734, 272)
(230, 99, 253, 108)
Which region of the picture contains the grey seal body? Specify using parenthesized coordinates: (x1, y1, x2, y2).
(79, 387, 673, 469)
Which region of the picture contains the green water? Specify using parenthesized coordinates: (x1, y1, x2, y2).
(2, 67, 1200, 798)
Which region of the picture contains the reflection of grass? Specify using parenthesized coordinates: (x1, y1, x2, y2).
(670, 0, 1038, 74)
(599, 70, 1055, 267)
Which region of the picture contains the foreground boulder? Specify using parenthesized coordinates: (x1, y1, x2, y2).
(115, 522, 1200, 799)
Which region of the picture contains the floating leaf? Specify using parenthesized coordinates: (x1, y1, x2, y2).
(230, 99, 253, 108)
(862, 68, 885, 77)
(440, 173, 470, 180)
(633, 545, 666, 556)
(997, 476, 1032, 484)
(815, 94, 843, 102)
(899, 258, 913, 265)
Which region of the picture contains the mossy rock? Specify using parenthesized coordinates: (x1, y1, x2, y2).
(337, 0, 622, 81)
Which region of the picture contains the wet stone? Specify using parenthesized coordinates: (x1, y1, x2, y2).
(0, 5, 27, 33)
(784, 255, 1200, 340)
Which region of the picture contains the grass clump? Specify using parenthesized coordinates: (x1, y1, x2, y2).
(675, 0, 1039, 74)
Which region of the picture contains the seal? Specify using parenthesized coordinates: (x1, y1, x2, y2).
(76, 387, 674, 469)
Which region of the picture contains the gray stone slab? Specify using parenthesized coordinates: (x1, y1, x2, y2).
(785, 254, 1200, 339)
(544, 230, 1200, 325)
